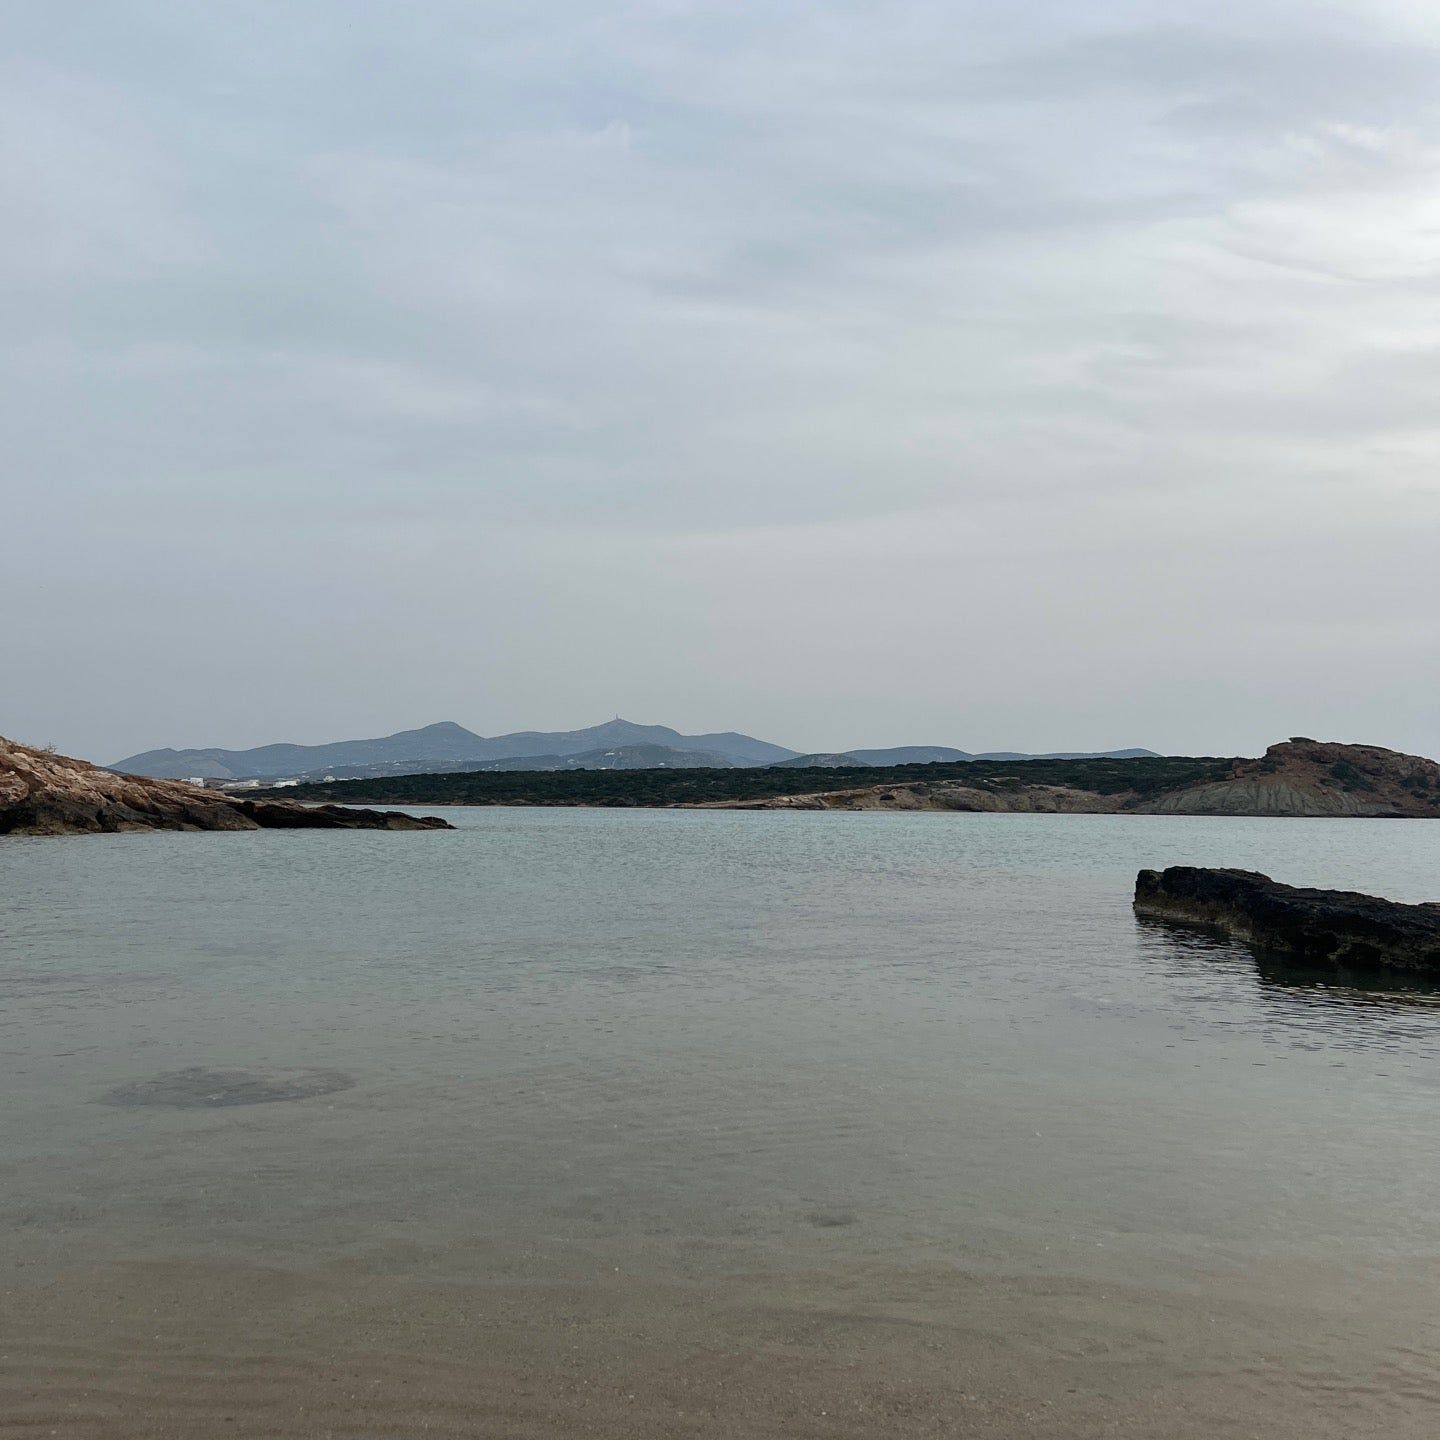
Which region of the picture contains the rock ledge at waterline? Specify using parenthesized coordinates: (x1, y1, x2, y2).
(1134, 866, 1440, 977)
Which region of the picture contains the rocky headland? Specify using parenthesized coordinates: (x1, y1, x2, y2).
(714, 739, 1440, 817)
(1139, 738, 1440, 817)
(1134, 866, 1440, 977)
(0, 736, 451, 836)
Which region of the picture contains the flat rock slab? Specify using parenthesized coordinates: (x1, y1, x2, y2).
(1135, 866, 1440, 978)
(103, 1067, 354, 1108)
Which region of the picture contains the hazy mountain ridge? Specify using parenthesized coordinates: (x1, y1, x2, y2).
(113, 720, 489, 780)
(776, 746, 1159, 768)
(454, 744, 741, 772)
(111, 721, 1158, 783)
(845, 746, 975, 765)
(112, 719, 794, 780)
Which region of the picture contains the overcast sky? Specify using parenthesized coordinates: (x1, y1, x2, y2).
(5, 1, 1439, 762)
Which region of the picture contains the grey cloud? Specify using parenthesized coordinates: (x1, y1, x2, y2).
(2, 0, 1437, 760)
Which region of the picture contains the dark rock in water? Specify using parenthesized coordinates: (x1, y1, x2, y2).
(1135, 867, 1440, 977)
(103, 1067, 354, 1108)
(232, 799, 448, 831)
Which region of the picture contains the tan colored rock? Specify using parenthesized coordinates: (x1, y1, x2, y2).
(711, 781, 1118, 813)
(1139, 738, 1440, 818)
(0, 735, 450, 836)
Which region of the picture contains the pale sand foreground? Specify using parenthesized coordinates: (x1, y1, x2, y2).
(4, 1251, 1438, 1438)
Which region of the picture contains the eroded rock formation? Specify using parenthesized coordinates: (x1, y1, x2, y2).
(0, 736, 450, 836)
(1141, 738, 1440, 818)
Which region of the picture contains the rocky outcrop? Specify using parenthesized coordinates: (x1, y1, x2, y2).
(0, 736, 450, 836)
(1134, 866, 1440, 976)
(1138, 738, 1440, 818)
(710, 739, 1440, 818)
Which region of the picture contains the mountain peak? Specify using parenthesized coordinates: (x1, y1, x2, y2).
(112, 718, 798, 781)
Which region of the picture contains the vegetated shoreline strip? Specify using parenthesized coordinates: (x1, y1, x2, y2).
(258, 755, 1233, 809)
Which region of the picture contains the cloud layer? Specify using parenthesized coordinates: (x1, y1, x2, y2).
(5, 1, 1438, 759)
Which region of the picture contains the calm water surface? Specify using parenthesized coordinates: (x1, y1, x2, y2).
(3, 810, 1439, 1433)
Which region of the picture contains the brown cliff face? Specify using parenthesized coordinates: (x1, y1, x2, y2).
(0, 737, 451, 836)
(1142, 739, 1440, 818)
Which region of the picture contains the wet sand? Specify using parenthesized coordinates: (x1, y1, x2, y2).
(5, 1249, 1439, 1438)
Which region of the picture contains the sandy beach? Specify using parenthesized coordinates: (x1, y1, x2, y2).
(7, 1247, 1440, 1439)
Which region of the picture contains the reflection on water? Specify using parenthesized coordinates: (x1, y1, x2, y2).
(1252, 952, 1440, 1003)
(1137, 914, 1440, 1057)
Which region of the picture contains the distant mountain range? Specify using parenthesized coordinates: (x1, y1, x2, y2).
(448, 743, 744, 773)
(111, 719, 1158, 784)
(776, 746, 1160, 768)
(111, 719, 794, 782)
